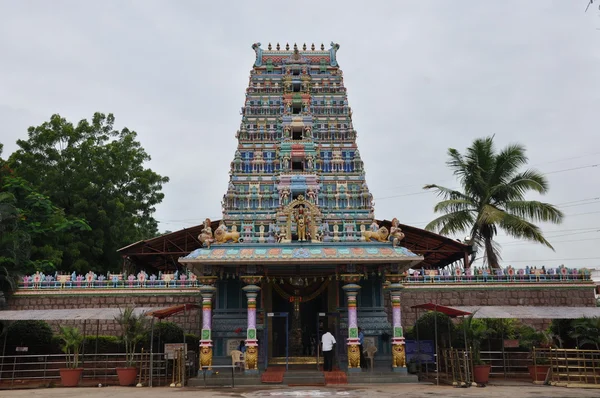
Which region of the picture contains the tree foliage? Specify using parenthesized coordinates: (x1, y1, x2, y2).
(8, 113, 169, 273)
(424, 136, 563, 268)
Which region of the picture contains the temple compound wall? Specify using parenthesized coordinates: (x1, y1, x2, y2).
(8, 282, 595, 337)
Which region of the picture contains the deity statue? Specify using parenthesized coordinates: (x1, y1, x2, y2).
(283, 125, 291, 139)
(284, 155, 291, 170)
(303, 125, 312, 139)
(389, 217, 405, 247)
(295, 207, 307, 242)
(280, 187, 290, 206)
(258, 222, 265, 243)
(276, 225, 287, 243)
(307, 187, 316, 204)
(198, 218, 215, 248)
(306, 155, 314, 171)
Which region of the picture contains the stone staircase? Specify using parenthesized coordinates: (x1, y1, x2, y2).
(283, 370, 326, 386)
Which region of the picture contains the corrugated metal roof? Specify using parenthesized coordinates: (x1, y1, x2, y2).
(0, 307, 166, 321)
(452, 306, 600, 319)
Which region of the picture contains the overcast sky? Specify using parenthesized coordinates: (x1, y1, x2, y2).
(1, 1, 599, 268)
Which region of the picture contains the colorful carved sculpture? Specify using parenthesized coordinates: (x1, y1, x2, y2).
(362, 226, 389, 242)
(198, 218, 215, 248)
(348, 344, 361, 368)
(214, 224, 240, 244)
(245, 345, 258, 370)
(389, 218, 405, 247)
(392, 344, 406, 368)
(200, 346, 213, 369)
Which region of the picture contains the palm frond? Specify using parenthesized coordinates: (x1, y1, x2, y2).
(504, 201, 564, 224)
(425, 210, 475, 236)
(499, 213, 554, 249)
(433, 199, 476, 214)
(423, 184, 470, 201)
(490, 143, 528, 187)
(493, 170, 548, 201)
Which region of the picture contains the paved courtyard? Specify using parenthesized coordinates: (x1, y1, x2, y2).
(1, 383, 599, 398)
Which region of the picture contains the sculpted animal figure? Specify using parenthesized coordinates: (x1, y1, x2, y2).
(214, 227, 240, 244)
(362, 226, 389, 242)
(200, 346, 212, 369)
(392, 344, 406, 368)
(348, 344, 361, 368)
(245, 345, 258, 370)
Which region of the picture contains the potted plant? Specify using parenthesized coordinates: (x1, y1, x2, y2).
(57, 325, 84, 387)
(114, 307, 148, 386)
(462, 313, 491, 385)
(520, 327, 552, 383)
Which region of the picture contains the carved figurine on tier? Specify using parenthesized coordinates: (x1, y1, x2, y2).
(389, 217, 405, 247)
(198, 218, 215, 248)
(295, 206, 308, 242)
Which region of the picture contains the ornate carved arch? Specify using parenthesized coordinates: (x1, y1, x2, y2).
(280, 195, 323, 243)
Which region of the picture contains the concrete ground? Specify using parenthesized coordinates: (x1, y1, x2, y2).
(1, 383, 599, 398)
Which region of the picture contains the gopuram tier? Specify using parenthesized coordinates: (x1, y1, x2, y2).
(180, 42, 424, 374)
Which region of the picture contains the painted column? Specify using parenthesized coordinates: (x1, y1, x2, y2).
(341, 276, 361, 372)
(389, 283, 407, 373)
(241, 276, 262, 374)
(199, 284, 216, 374)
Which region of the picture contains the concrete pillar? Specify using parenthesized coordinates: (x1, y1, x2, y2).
(389, 283, 407, 373)
(199, 285, 216, 373)
(342, 282, 361, 372)
(242, 281, 261, 374)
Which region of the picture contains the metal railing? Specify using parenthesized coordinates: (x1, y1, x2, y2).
(0, 352, 194, 389)
(480, 350, 531, 378)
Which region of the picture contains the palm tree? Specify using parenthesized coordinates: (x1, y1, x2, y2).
(424, 136, 563, 268)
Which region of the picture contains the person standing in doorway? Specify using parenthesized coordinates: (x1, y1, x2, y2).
(321, 329, 336, 372)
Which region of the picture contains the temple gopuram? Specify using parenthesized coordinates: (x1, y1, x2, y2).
(176, 41, 442, 374)
(8, 43, 596, 383)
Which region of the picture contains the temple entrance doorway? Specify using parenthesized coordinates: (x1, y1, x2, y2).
(268, 276, 330, 366)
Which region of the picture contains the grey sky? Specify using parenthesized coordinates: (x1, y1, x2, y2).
(1, 1, 599, 268)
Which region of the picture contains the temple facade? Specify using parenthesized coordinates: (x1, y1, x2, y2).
(179, 42, 423, 373)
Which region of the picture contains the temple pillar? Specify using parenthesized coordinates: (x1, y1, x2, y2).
(388, 283, 407, 373)
(241, 275, 262, 375)
(341, 275, 361, 373)
(199, 283, 216, 375)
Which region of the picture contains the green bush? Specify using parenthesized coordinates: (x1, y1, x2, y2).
(413, 311, 455, 348)
(3, 320, 54, 354)
(146, 321, 185, 352)
(83, 335, 122, 354)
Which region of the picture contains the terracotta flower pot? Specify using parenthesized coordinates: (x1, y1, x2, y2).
(473, 364, 491, 384)
(116, 367, 138, 386)
(528, 364, 550, 382)
(59, 368, 83, 387)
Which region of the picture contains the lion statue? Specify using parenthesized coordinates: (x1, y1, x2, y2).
(362, 226, 389, 242)
(348, 344, 361, 368)
(200, 346, 212, 369)
(214, 226, 240, 244)
(245, 345, 258, 370)
(392, 344, 406, 368)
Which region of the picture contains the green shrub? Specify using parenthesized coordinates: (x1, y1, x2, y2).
(145, 321, 185, 352)
(3, 320, 54, 354)
(83, 335, 122, 354)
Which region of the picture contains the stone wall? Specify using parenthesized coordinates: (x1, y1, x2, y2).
(398, 284, 596, 329)
(7, 292, 202, 335)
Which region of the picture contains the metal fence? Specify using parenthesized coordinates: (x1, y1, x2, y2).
(0, 352, 195, 389)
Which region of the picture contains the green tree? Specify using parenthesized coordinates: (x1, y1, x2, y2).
(423, 136, 563, 268)
(8, 113, 169, 272)
(569, 317, 600, 350)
